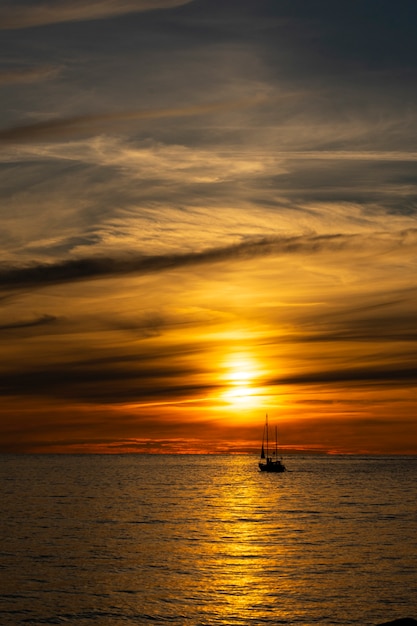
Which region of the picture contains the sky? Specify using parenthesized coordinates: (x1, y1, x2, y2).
(0, 0, 416, 455)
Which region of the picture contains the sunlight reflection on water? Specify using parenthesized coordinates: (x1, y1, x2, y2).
(1, 454, 416, 625)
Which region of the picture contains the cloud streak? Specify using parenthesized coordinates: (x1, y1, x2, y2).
(0, 97, 264, 145)
(2, 231, 415, 290)
(1, 346, 415, 406)
(0, 0, 195, 30)
(0, 314, 57, 331)
(0, 65, 61, 85)
(268, 365, 417, 388)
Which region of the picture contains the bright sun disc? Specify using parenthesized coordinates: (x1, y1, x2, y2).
(221, 355, 260, 408)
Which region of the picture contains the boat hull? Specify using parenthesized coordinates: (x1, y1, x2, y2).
(259, 461, 286, 473)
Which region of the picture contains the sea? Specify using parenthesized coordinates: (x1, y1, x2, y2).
(1, 454, 416, 626)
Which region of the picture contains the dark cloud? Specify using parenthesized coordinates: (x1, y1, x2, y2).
(0, 0, 196, 30)
(0, 230, 415, 291)
(267, 159, 417, 212)
(1, 345, 415, 406)
(269, 365, 417, 388)
(0, 359, 218, 404)
(0, 314, 57, 331)
(289, 302, 417, 344)
(0, 97, 264, 145)
(0, 65, 61, 85)
(247, 0, 417, 75)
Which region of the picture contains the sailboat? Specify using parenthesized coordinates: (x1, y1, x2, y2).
(259, 414, 286, 473)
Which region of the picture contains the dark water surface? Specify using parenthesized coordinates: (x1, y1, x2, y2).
(1, 454, 416, 625)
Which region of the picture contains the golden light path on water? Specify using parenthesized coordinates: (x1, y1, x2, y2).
(193, 457, 295, 624)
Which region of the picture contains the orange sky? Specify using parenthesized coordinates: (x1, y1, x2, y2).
(1, 1, 416, 454)
(1, 249, 416, 454)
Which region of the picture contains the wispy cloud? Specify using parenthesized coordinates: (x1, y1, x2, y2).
(0, 360, 205, 403)
(0, 314, 57, 331)
(0, 0, 195, 30)
(0, 65, 61, 85)
(0, 230, 415, 291)
(0, 97, 264, 145)
(268, 365, 417, 387)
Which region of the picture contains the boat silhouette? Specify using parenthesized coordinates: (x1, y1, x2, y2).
(258, 414, 286, 473)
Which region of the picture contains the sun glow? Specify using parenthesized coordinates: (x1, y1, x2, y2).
(221, 355, 262, 409)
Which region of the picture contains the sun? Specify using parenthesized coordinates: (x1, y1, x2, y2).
(221, 355, 261, 409)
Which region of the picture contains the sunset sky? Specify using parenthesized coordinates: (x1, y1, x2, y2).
(1, 0, 416, 454)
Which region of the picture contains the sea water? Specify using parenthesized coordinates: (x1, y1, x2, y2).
(1, 454, 416, 625)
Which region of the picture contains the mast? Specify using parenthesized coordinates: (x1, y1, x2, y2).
(275, 425, 278, 459)
(260, 423, 265, 459)
(266, 414, 269, 461)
